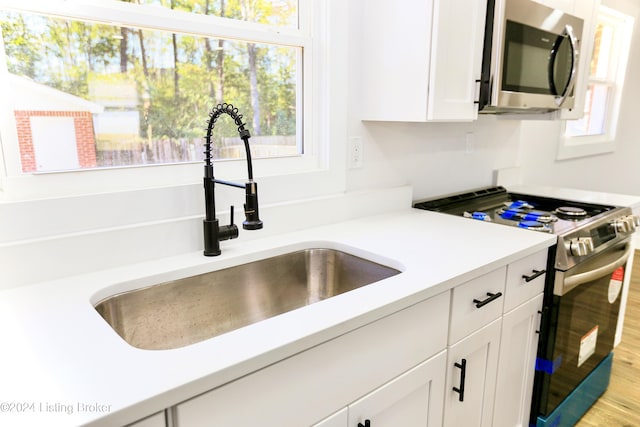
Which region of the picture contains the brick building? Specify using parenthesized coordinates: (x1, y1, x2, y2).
(7, 73, 104, 172)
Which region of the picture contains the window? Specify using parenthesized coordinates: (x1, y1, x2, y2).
(0, 1, 301, 174)
(126, 0, 299, 28)
(560, 6, 634, 159)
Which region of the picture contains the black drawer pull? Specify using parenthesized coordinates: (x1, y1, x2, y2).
(358, 420, 371, 427)
(452, 358, 467, 402)
(522, 269, 546, 282)
(473, 292, 502, 308)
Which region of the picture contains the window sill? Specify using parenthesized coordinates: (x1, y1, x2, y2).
(556, 136, 616, 160)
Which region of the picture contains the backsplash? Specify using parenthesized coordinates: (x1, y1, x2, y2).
(0, 186, 412, 290)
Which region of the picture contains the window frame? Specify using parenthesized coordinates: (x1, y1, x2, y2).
(0, 0, 344, 202)
(558, 5, 635, 160)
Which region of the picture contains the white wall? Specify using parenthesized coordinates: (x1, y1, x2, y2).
(519, 0, 640, 195)
(346, 117, 522, 200)
(345, 0, 523, 201)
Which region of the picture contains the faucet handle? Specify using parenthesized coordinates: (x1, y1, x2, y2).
(218, 205, 239, 242)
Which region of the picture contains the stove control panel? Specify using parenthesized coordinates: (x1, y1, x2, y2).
(612, 215, 640, 234)
(567, 237, 595, 257)
(611, 215, 638, 234)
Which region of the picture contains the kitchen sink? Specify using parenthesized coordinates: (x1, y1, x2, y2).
(94, 248, 401, 350)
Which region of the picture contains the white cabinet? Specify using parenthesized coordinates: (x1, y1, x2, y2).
(444, 250, 547, 427)
(313, 409, 348, 427)
(493, 293, 544, 427)
(176, 292, 450, 427)
(360, 0, 488, 122)
(347, 351, 446, 427)
(314, 351, 446, 427)
(504, 248, 547, 312)
(449, 266, 506, 344)
(444, 267, 505, 427)
(125, 412, 165, 427)
(444, 318, 502, 427)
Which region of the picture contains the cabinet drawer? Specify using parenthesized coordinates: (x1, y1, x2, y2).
(504, 250, 548, 312)
(176, 292, 450, 427)
(449, 267, 506, 345)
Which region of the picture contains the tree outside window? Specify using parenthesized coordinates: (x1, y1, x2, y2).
(0, 0, 300, 173)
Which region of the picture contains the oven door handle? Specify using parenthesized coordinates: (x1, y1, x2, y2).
(564, 244, 632, 288)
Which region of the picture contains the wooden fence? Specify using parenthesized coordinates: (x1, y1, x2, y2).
(96, 136, 296, 167)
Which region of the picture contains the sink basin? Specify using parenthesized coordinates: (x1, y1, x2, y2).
(94, 248, 400, 350)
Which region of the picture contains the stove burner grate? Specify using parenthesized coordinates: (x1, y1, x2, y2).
(518, 220, 552, 232)
(555, 206, 588, 218)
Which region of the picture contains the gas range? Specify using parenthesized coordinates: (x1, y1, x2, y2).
(416, 186, 640, 424)
(413, 186, 638, 270)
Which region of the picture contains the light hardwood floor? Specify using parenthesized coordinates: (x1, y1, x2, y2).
(575, 250, 640, 427)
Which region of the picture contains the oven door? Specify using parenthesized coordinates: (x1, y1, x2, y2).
(534, 239, 631, 416)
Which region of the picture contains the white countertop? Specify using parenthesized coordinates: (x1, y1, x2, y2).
(0, 208, 555, 427)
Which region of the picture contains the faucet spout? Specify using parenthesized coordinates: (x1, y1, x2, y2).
(202, 103, 263, 256)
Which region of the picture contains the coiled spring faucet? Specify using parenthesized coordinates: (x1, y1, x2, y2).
(203, 103, 263, 256)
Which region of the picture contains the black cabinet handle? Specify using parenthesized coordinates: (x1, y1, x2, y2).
(358, 420, 371, 427)
(522, 269, 546, 282)
(536, 309, 543, 334)
(473, 292, 502, 308)
(452, 358, 467, 402)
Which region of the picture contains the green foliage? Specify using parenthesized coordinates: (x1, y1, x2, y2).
(0, 12, 41, 78)
(0, 1, 297, 156)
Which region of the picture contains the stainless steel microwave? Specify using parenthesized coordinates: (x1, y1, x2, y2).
(478, 0, 584, 113)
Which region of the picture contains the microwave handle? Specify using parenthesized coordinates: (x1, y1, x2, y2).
(563, 243, 632, 289)
(550, 24, 578, 107)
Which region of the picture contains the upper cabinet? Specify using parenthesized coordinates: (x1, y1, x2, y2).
(360, 0, 488, 122)
(359, 0, 600, 122)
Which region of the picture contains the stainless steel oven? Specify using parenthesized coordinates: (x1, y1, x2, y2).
(533, 238, 632, 425)
(413, 187, 638, 427)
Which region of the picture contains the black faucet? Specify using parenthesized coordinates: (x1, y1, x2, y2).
(202, 103, 263, 256)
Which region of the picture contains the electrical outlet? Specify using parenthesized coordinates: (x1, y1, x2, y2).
(349, 137, 363, 169)
(465, 132, 475, 155)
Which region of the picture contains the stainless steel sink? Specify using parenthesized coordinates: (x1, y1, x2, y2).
(95, 248, 400, 350)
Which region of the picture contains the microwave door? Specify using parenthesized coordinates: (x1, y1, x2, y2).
(549, 25, 578, 107)
(492, 20, 562, 111)
(502, 21, 556, 95)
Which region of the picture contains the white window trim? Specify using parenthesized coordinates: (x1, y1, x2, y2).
(557, 5, 634, 160)
(0, 0, 347, 202)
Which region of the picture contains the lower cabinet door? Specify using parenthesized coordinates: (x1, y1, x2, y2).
(313, 408, 348, 427)
(493, 293, 543, 427)
(126, 411, 166, 427)
(444, 318, 501, 427)
(175, 295, 449, 427)
(347, 350, 447, 427)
